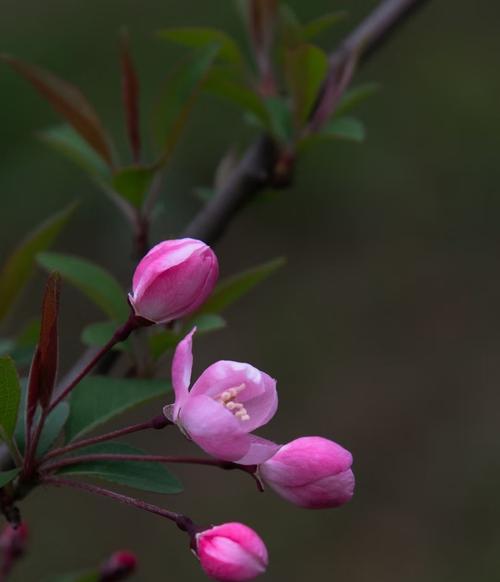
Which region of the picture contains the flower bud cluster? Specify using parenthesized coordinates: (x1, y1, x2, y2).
(129, 239, 355, 581)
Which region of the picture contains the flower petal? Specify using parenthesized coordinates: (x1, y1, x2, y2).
(132, 239, 205, 299)
(171, 328, 196, 419)
(236, 435, 280, 465)
(179, 395, 250, 461)
(191, 361, 278, 432)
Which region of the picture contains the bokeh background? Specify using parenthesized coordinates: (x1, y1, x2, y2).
(1, 0, 499, 580)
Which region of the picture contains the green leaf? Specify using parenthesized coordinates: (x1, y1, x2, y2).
(80, 321, 128, 352)
(48, 572, 98, 582)
(0, 339, 15, 357)
(39, 124, 111, 179)
(38, 403, 70, 455)
(149, 313, 226, 359)
(58, 442, 182, 494)
(197, 257, 286, 315)
(36, 252, 128, 321)
(148, 330, 179, 359)
(302, 11, 348, 40)
(112, 166, 156, 208)
(1, 54, 114, 167)
(158, 27, 243, 65)
(194, 187, 215, 202)
(0, 468, 21, 488)
(284, 44, 328, 125)
(264, 97, 293, 143)
(335, 83, 380, 117)
(154, 44, 219, 163)
(0, 357, 21, 442)
(278, 4, 303, 49)
(15, 398, 69, 456)
(321, 116, 365, 142)
(204, 71, 270, 127)
(0, 205, 75, 322)
(66, 376, 169, 442)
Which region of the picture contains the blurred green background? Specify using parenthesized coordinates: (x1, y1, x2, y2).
(1, 0, 500, 580)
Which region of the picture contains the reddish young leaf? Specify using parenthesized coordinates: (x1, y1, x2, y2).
(1, 54, 114, 167)
(26, 273, 61, 427)
(25, 347, 42, 440)
(37, 273, 61, 409)
(120, 31, 141, 163)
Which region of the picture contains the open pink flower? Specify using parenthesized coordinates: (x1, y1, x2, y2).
(196, 522, 268, 582)
(260, 436, 355, 509)
(164, 329, 279, 464)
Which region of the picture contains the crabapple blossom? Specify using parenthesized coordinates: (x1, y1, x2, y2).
(196, 522, 268, 582)
(129, 238, 219, 324)
(259, 436, 355, 509)
(100, 550, 137, 581)
(164, 328, 279, 464)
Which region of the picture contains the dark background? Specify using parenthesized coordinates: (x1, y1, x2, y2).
(1, 1, 499, 580)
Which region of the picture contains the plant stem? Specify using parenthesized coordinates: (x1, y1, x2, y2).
(47, 314, 139, 413)
(39, 453, 262, 489)
(39, 415, 171, 464)
(42, 476, 196, 534)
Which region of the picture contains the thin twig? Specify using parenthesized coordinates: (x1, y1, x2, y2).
(48, 314, 139, 413)
(42, 476, 196, 534)
(40, 415, 171, 464)
(39, 453, 262, 490)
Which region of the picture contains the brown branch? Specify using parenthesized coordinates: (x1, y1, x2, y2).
(184, 0, 429, 244)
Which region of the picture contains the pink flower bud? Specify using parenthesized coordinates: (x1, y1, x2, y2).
(100, 550, 137, 581)
(196, 522, 268, 582)
(0, 522, 28, 558)
(129, 238, 219, 324)
(260, 436, 355, 509)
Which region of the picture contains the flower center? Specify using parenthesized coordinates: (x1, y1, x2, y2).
(215, 383, 250, 421)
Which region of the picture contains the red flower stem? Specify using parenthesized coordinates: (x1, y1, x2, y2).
(47, 314, 139, 414)
(40, 414, 171, 464)
(41, 453, 259, 481)
(42, 476, 196, 534)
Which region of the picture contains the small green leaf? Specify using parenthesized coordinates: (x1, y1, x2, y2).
(80, 322, 128, 352)
(148, 330, 180, 359)
(335, 83, 380, 117)
(278, 4, 303, 49)
(204, 72, 270, 127)
(48, 572, 99, 582)
(321, 116, 365, 142)
(66, 377, 169, 442)
(58, 442, 182, 494)
(1, 54, 114, 166)
(0, 205, 75, 322)
(302, 11, 348, 40)
(264, 97, 293, 143)
(15, 398, 69, 456)
(39, 124, 111, 179)
(154, 44, 219, 163)
(37, 252, 128, 321)
(0, 339, 15, 357)
(189, 313, 226, 334)
(0, 468, 21, 488)
(284, 44, 328, 125)
(197, 257, 286, 315)
(38, 403, 70, 455)
(112, 166, 156, 208)
(194, 187, 215, 202)
(0, 357, 21, 442)
(149, 313, 226, 359)
(158, 27, 243, 65)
